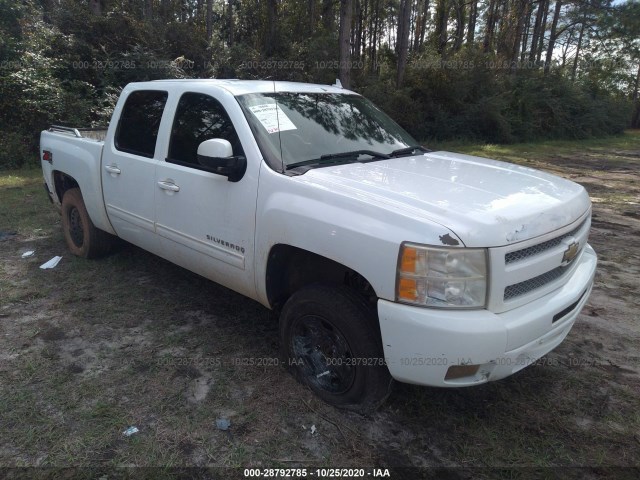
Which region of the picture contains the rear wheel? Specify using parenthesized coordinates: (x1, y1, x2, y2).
(61, 188, 113, 258)
(280, 284, 392, 413)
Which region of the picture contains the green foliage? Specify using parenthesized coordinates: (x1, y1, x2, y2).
(0, 0, 636, 169)
(361, 49, 631, 143)
(0, 3, 94, 168)
(0, 131, 32, 169)
(0, 1, 190, 169)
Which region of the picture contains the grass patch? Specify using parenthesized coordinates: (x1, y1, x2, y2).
(0, 167, 57, 238)
(0, 167, 42, 188)
(1, 139, 640, 472)
(430, 130, 640, 164)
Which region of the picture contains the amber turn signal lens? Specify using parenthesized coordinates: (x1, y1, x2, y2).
(398, 277, 417, 301)
(400, 246, 417, 273)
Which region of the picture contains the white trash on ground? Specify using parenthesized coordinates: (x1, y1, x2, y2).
(215, 418, 231, 431)
(39, 256, 62, 269)
(122, 426, 139, 436)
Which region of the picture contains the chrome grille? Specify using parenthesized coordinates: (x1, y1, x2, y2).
(505, 218, 588, 264)
(504, 266, 567, 300)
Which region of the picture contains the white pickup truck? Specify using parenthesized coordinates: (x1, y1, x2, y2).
(41, 79, 597, 412)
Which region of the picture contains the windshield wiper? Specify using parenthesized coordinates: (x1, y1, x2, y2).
(390, 145, 430, 157)
(286, 150, 390, 170)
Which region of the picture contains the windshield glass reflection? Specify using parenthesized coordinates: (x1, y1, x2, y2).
(237, 92, 418, 169)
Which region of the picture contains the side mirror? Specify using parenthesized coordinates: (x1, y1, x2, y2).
(197, 139, 246, 182)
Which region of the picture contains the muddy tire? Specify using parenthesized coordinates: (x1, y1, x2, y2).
(61, 188, 113, 259)
(280, 284, 393, 413)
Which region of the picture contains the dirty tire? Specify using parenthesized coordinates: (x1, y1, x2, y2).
(61, 188, 113, 259)
(280, 284, 392, 414)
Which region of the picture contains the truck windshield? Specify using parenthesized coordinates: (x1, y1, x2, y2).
(236, 92, 420, 171)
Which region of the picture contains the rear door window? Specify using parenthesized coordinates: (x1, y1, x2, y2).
(115, 90, 168, 158)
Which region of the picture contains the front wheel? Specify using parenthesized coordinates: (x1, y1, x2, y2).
(61, 188, 113, 259)
(280, 284, 392, 413)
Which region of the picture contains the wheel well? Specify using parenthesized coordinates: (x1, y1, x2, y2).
(265, 244, 377, 310)
(53, 171, 79, 203)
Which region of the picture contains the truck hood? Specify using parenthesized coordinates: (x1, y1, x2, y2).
(299, 151, 591, 247)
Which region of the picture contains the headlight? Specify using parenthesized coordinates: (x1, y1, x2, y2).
(396, 243, 488, 308)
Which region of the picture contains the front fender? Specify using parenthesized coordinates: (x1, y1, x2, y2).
(253, 163, 463, 306)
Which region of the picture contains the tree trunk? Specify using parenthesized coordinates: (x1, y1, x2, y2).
(631, 63, 640, 129)
(368, 0, 375, 67)
(388, 3, 395, 48)
(180, 0, 187, 22)
(144, 0, 153, 21)
(520, 1, 533, 62)
(353, 0, 361, 58)
(323, 0, 334, 31)
(560, 27, 574, 68)
(309, 0, 316, 33)
(89, 0, 102, 16)
(510, 0, 528, 69)
(483, 0, 497, 53)
(467, 0, 477, 45)
(338, 0, 353, 88)
(453, 0, 466, 52)
(206, 0, 213, 40)
(536, 0, 550, 64)
(544, 0, 562, 74)
(495, 0, 511, 58)
(396, 0, 411, 87)
(369, 0, 380, 72)
(413, 0, 421, 51)
(529, 0, 544, 61)
(226, 0, 234, 46)
(265, 0, 278, 56)
(361, 0, 368, 58)
(435, 0, 450, 55)
(42, 0, 55, 22)
(160, 0, 170, 21)
(571, 14, 586, 81)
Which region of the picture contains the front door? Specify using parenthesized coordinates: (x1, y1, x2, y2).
(154, 91, 259, 298)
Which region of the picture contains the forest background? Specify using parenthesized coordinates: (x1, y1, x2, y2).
(0, 0, 638, 168)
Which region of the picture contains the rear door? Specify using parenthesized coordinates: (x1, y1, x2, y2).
(102, 89, 168, 254)
(154, 90, 259, 298)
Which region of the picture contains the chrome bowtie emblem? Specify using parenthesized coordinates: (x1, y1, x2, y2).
(562, 240, 580, 265)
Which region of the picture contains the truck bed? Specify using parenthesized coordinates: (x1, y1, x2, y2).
(40, 126, 113, 234)
(48, 125, 108, 142)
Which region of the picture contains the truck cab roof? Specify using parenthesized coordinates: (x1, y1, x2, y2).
(145, 79, 351, 96)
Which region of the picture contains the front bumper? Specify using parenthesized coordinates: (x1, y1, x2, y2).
(378, 244, 597, 386)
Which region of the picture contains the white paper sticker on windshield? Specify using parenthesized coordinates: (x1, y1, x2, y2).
(248, 104, 297, 134)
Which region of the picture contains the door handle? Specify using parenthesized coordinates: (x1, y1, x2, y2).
(157, 181, 180, 192)
(104, 164, 121, 175)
